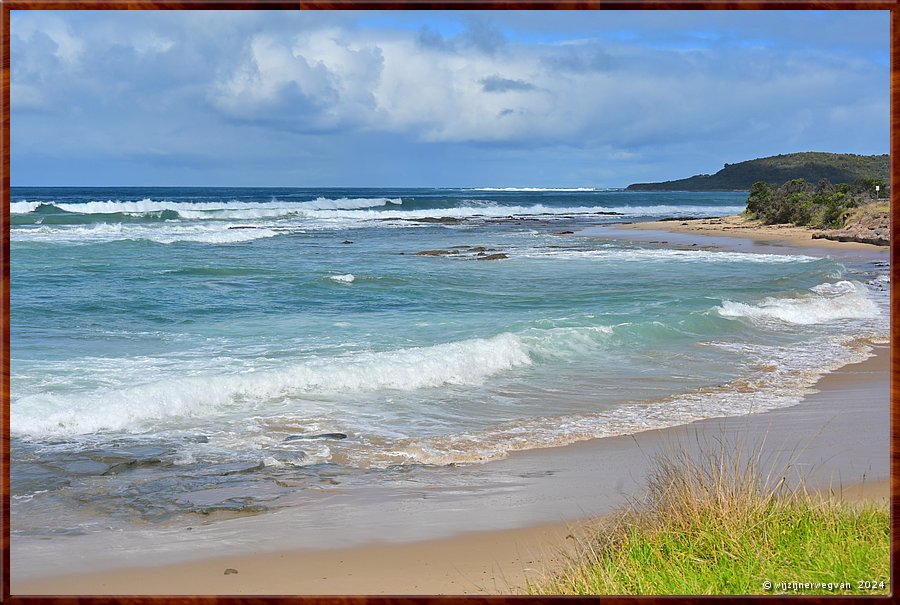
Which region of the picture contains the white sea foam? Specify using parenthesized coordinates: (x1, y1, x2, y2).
(11, 332, 533, 437)
(300, 204, 745, 223)
(526, 247, 818, 264)
(12, 197, 403, 218)
(328, 274, 355, 283)
(10, 201, 41, 214)
(716, 280, 879, 325)
(375, 335, 878, 466)
(11, 223, 281, 244)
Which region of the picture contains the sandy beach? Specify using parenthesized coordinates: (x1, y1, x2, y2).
(612, 214, 887, 253)
(12, 218, 890, 596)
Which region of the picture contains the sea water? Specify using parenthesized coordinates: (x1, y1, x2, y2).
(9, 187, 889, 536)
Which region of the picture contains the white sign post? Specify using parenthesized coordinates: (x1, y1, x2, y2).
(875, 185, 880, 200)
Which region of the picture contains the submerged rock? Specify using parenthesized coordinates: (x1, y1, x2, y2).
(284, 432, 348, 442)
(101, 458, 165, 476)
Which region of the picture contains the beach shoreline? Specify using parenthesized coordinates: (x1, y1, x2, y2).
(582, 215, 889, 260)
(13, 344, 889, 595)
(12, 218, 890, 596)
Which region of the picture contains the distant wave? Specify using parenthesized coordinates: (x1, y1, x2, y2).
(469, 187, 603, 192)
(10, 197, 403, 218)
(328, 274, 355, 283)
(11, 223, 282, 244)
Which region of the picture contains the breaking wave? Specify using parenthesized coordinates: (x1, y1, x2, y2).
(716, 280, 880, 325)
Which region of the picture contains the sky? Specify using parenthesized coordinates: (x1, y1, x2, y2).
(9, 10, 890, 188)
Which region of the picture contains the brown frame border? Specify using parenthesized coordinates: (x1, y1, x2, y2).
(0, 2, 895, 603)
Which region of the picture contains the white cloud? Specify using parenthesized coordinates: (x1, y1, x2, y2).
(14, 15, 84, 64)
(10, 11, 889, 186)
(132, 32, 175, 56)
(208, 25, 885, 151)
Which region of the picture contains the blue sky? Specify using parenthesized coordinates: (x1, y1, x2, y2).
(10, 10, 889, 188)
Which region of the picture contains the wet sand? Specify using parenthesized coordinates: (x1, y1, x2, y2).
(12, 220, 891, 596)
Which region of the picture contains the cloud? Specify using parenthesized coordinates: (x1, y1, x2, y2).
(9, 11, 889, 187)
(480, 75, 537, 93)
(210, 30, 383, 133)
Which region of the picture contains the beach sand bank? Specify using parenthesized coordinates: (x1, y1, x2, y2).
(618, 215, 885, 251)
(576, 215, 889, 270)
(12, 220, 890, 596)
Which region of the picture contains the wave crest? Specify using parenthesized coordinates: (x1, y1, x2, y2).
(716, 280, 879, 325)
(12, 332, 533, 437)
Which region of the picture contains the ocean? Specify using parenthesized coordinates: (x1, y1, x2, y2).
(9, 187, 889, 539)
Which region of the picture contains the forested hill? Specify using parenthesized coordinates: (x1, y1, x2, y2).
(625, 153, 889, 192)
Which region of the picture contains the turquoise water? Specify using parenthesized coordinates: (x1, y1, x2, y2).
(10, 187, 888, 534)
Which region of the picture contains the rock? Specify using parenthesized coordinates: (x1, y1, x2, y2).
(811, 207, 891, 246)
(284, 433, 348, 442)
(101, 458, 163, 476)
(341, 240, 353, 244)
(474, 253, 508, 261)
(224, 568, 238, 575)
(555, 231, 575, 235)
(415, 249, 456, 256)
(812, 232, 890, 246)
(407, 216, 464, 223)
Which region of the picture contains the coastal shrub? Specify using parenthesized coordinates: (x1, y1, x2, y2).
(745, 178, 867, 228)
(528, 440, 890, 596)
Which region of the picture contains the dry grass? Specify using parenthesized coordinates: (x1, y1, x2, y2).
(529, 436, 890, 595)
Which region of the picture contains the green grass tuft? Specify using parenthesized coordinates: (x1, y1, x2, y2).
(529, 440, 890, 595)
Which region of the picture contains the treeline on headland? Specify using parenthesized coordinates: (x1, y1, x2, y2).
(744, 177, 887, 228)
(626, 152, 889, 192)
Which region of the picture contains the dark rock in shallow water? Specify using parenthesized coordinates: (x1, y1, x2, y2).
(284, 432, 348, 442)
(102, 458, 165, 475)
(341, 240, 353, 244)
(415, 249, 457, 256)
(474, 253, 508, 261)
(62, 460, 112, 475)
(406, 216, 464, 223)
(555, 230, 575, 235)
(217, 461, 266, 476)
